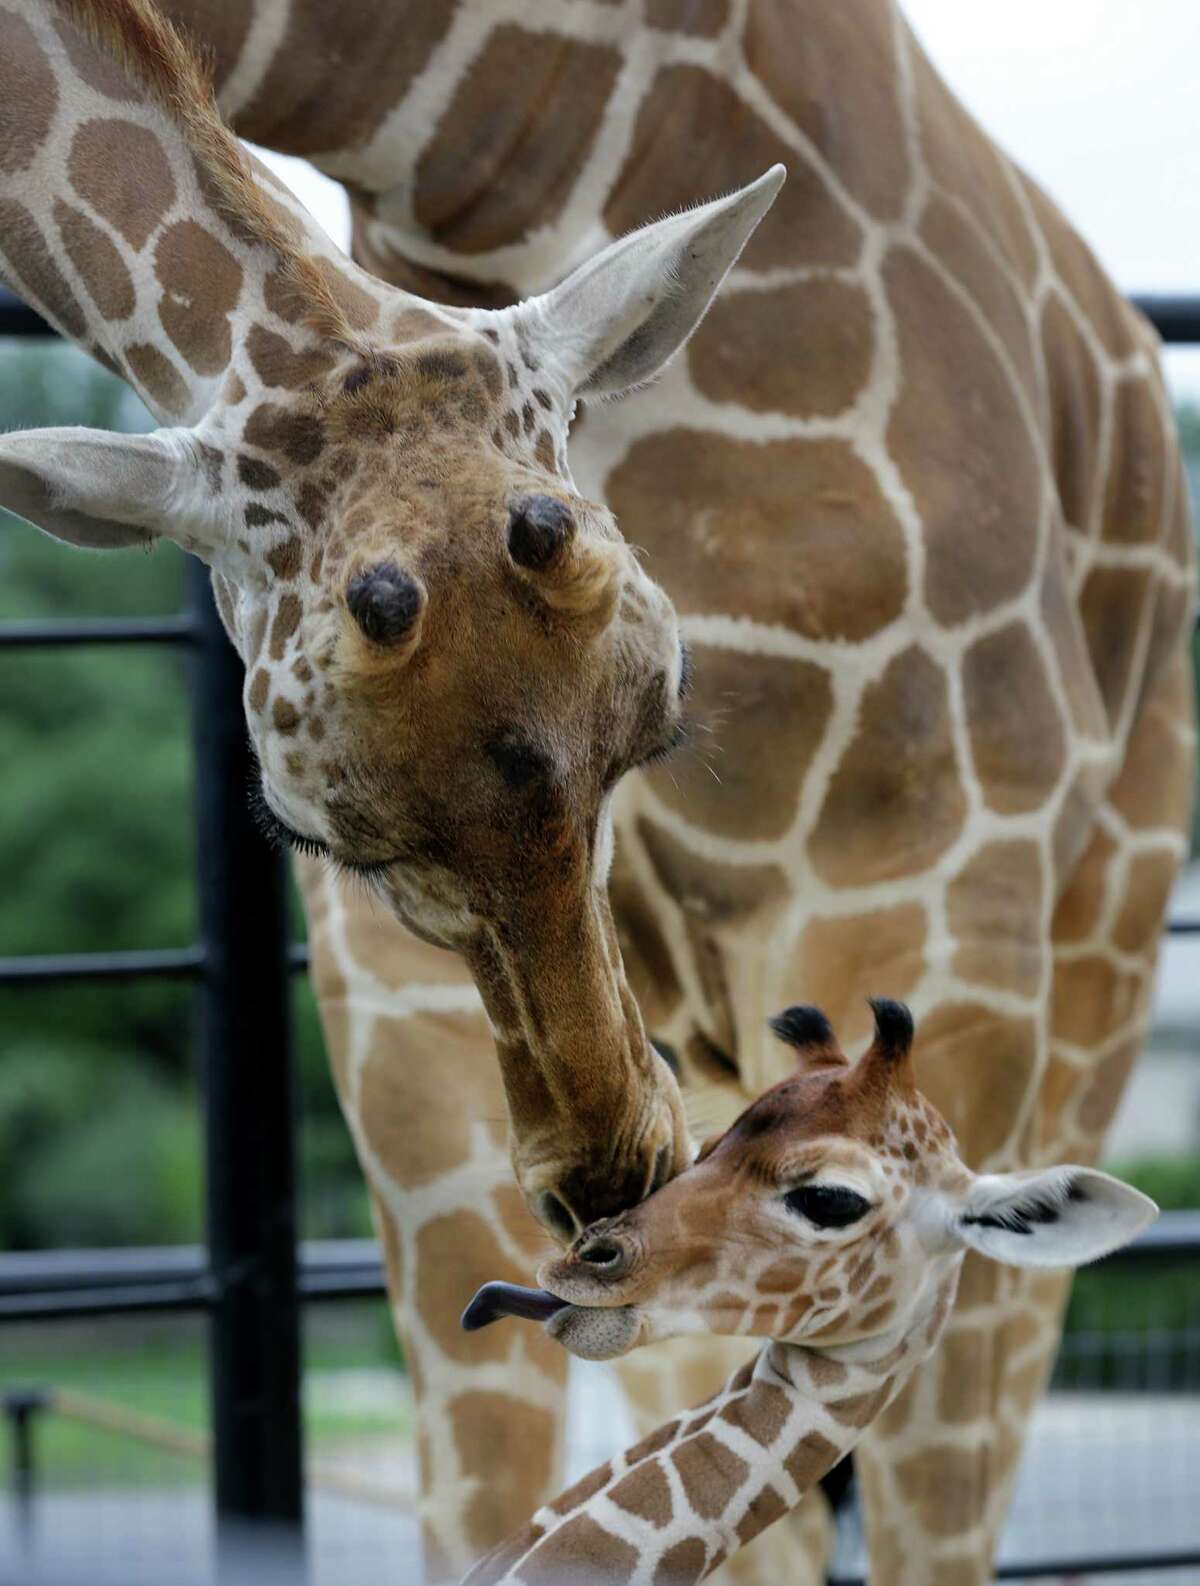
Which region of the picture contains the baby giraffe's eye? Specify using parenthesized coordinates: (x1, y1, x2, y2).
(784, 1185, 872, 1229)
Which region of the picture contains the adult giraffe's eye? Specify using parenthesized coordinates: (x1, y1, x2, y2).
(784, 1185, 872, 1229)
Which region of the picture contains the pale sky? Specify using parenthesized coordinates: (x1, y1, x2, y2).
(259, 0, 1200, 399)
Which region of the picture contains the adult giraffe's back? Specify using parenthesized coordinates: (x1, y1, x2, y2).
(162, 2, 1197, 1580)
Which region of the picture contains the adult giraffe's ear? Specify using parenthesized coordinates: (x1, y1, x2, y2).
(0, 427, 234, 565)
(512, 166, 786, 400)
(951, 1167, 1156, 1269)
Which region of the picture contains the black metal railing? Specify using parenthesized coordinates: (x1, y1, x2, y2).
(2, 284, 1199, 1584)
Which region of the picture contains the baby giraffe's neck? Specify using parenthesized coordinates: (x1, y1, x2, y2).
(465, 1266, 960, 1585)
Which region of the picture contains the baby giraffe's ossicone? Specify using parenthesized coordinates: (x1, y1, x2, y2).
(461, 1001, 1154, 1586)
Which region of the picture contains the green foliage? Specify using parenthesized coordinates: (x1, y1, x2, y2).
(0, 340, 366, 1250)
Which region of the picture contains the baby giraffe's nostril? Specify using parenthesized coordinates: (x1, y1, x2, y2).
(578, 1237, 624, 1270)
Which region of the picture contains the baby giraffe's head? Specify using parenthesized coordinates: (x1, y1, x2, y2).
(465, 1001, 1154, 1362)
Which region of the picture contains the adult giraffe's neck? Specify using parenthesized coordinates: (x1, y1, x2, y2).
(465, 1267, 960, 1585)
(1, 0, 397, 428)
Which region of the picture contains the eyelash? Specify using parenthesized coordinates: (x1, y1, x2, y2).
(634, 718, 689, 770)
(248, 787, 392, 883)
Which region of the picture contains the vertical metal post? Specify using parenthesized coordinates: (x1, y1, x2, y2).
(4, 1387, 47, 1555)
(185, 559, 306, 1576)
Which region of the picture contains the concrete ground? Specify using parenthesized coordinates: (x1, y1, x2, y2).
(2, 1369, 1197, 1586)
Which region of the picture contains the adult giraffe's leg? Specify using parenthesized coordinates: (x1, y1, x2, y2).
(297, 863, 567, 1583)
(613, 1336, 833, 1586)
(854, 650, 1194, 1586)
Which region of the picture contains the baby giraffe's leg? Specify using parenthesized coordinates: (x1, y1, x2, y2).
(854, 650, 1193, 1586)
(614, 1335, 833, 1585)
(298, 863, 567, 1583)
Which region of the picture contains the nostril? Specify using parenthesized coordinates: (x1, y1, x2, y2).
(650, 1142, 672, 1194)
(578, 1237, 624, 1270)
(538, 1191, 579, 1242)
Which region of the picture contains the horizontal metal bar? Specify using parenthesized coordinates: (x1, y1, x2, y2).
(0, 615, 197, 648)
(1131, 292, 1200, 343)
(1166, 917, 1200, 934)
(0, 942, 310, 986)
(828, 1550, 1200, 1584)
(0, 945, 206, 986)
(0, 1240, 385, 1321)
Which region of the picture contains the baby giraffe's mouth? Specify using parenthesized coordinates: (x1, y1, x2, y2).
(460, 1278, 644, 1361)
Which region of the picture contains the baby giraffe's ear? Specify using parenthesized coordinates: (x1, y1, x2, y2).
(952, 1167, 1156, 1269)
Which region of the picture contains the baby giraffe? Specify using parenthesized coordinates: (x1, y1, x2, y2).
(461, 1001, 1154, 1585)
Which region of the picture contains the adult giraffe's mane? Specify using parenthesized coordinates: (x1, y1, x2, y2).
(51, 0, 356, 346)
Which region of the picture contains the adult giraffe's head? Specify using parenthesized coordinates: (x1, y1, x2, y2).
(0, 0, 785, 1236)
(467, 1002, 1155, 1358)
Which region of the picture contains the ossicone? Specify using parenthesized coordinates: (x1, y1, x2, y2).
(508, 494, 575, 571)
(768, 1004, 845, 1070)
(346, 562, 425, 648)
(506, 493, 620, 625)
(867, 998, 914, 1062)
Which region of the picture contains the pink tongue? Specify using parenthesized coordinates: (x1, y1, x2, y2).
(461, 1281, 567, 1332)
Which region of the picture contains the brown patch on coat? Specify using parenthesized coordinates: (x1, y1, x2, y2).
(946, 840, 1043, 996)
(608, 1459, 673, 1527)
(789, 904, 927, 1047)
(266, 536, 303, 581)
(962, 621, 1066, 812)
(648, 0, 728, 33)
(920, 194, 1041, 410)
(607, 430, 907, 638)
(718, 1381, 791, 1447)
(235, 0, 453, 156)
(809, 647, 966, 887)
(0, 200, 87, 341)
(1077, 565, 1153, 728)
(243, 403, 325, 465)
(670, 1432, 748, 1519)
(247, 323, 335, 389)
(125, 341, 189, 414)
(606, 66, 861, 272)
(885, 244, 1041, 624)
(452, 1389, 560, 1554)
(912, 1003, 1037, 1162)
(54, 200, 135, 321)
(782, 1429, 840, 1490)
(1103, 376, 1168, 546)
(68, 118, 177, 251)
(520, 1512, 638, 1586)
(653, 1537, 708, 1586)
(272, 697, 300, 734)
(636, 817, 789, 926)
(268, 595, 302, 659)
(689, 279, 874, 416)
(744, 0, 908, 221)
(1050, 955, 1141, 1051)
(414, 26, 621, 255)
(0, 10, 59, 176)
(1041, 294, 1103, 530)
(155, 220, 243, 373)
(645, 645, 833, 840)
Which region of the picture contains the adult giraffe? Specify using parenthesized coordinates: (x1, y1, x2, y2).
(9, 3, 1197, 1585)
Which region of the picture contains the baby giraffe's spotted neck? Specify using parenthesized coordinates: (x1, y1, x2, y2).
(462, 1002, 1155, 1585)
